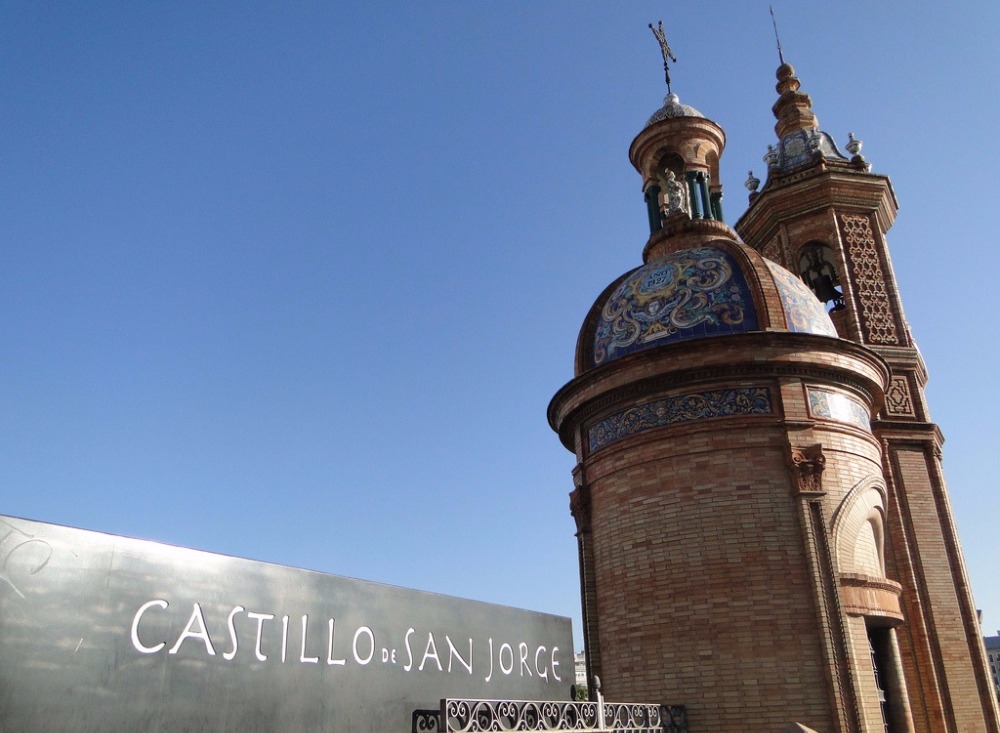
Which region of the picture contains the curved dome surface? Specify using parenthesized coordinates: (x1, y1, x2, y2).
(763, 258, 839, 337)
(583, 242, 837, 371)
(645, 92, 705, 128)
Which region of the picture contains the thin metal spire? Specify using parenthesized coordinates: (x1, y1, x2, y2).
(648, 21, 677, 94)
(769, 6, 785, 65)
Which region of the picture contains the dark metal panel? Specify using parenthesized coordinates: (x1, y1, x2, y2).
(0, 515, 574, 733)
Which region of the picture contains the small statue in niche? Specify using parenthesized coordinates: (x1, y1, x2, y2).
(662, 170, 688, 216)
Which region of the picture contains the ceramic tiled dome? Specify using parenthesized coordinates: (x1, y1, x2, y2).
(645, 92, 705, 127)
(576, 239, 836, 373)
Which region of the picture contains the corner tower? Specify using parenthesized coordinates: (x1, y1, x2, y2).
(547, 30, 930, 731)
(551, 28, 999, 733)
(736, 63, 1000, 733)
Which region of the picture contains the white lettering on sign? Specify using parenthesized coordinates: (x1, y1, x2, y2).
(131, 599, 168, 654)
(168, 603, 216, 656)
(327, 618, 346, 666)
(419, 632, 441, 672)
(447, 635, 472, 675)
(129, 599, 563, 686)
(534, 645, 547, 681)
(281, 615, 289, 664)
(247, 611, 274, 661)
(499, 643, 513, 675)
(300, 616, 319, 664)
(223, 605, 244, 661)
(352, 626, 375, 665)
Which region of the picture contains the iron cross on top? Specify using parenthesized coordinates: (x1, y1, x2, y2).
(649, 21, 677, 94)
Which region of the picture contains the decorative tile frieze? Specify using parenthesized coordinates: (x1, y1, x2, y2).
(588, 386, 773, 452)
(807, 387, 871, 431)
(840, 214, 899, 344)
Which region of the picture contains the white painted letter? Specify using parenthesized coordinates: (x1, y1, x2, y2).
(353, 626, 375, 665)
(168, 603, 216, 656)
(300, 615, 319, 663)
(485, 637, 494, 682)
(131, 599, 168, 654)
(403, 627, 415, 671)
(247, 611, 275, 661)
(534, 645, 548, 680)
(499, 643, 513, 675)
(223, 605, 245, 661)
(281, 615, 289, 663)
(419, 632, 442, 672)
(446, 635, 473, 675)
(519, 642, 532, 677)
(327, 618, 346, 666)
(551, 647, 562, 682)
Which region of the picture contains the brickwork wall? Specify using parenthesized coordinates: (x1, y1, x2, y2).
(584, 417, 834, 730)
(731, 123, 1000, 732)
(558, 337, 910, 733)
(844, 615, 886, 733)
(886, 443, 999, 733)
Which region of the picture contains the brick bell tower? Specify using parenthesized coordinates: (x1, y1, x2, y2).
(548, 37, 999, 733)
(735, 62, 1000, 733)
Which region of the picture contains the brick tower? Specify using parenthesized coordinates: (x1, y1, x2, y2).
(735, 63, 1000, 733)
(548, 55, 999, 733)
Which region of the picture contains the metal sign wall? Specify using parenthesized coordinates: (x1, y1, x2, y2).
(0, 515, 573, 732)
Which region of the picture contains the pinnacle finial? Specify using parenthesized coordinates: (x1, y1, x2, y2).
(649, 21, 677, 95)
(772, 63, 819, 139)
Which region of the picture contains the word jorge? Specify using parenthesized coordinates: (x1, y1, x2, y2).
(130, 599, 563, 683)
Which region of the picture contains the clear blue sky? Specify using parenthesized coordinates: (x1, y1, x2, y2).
(3, 2, 998, 648)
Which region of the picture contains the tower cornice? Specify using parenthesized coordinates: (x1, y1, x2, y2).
(735, 167, 898, 251)
(629, 115, 726, 191)
(642, 216, 738, 261)
(548, 331, 889, 452)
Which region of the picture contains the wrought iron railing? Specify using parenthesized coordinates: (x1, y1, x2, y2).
(413, 708, 442, 732)
(413, 699, 687, 733)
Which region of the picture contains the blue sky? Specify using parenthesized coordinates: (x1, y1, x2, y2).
(3, 2, 998, 648)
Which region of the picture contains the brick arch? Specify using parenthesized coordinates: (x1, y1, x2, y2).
(830, 476, 888, 578)
(705, 150, 720, 184)
(795, 240, 846, 308)
(794, 239, 834, 264)
(656, 150, 685, 178)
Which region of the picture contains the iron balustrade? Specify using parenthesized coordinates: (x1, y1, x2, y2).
(411, 700, 687, 733)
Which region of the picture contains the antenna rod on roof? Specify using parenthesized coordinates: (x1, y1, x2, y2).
(649, 21, 677, 95)
(769, 6, 785, 65)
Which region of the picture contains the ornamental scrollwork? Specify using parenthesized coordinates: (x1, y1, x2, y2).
(413, 709, 442, 733)
(588, 387, 773, 452)
(592, 246, 757, 367)
(440, 699, 687, 732)
(885, 376, 914, 417)
(840, 214, 898, 345)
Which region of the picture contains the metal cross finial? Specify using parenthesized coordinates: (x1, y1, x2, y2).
(648, 21, 677, 94)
